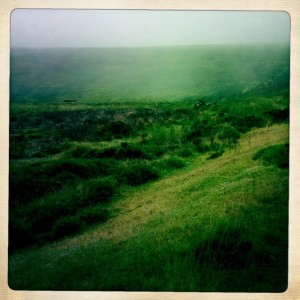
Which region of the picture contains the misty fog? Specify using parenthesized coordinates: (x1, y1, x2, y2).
(11, 10, 290, 48)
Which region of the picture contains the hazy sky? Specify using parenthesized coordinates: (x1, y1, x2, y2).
(11, 9, 290, 48)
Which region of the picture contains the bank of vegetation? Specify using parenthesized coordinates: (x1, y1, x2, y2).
(9, 44, 289, 291)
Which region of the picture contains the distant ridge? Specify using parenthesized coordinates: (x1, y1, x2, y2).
(10, 44, 289, 103)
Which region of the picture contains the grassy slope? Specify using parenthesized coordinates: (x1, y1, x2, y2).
(10, 44, 290, 103)
(9, 123, 288, 291)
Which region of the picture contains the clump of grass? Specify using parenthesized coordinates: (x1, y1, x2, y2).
(139, 143, 166, 157)
(99, 120, 133, 141)
(253, 143, 289, 168)
(47, 158, 101, 178)
(176, 146, 194, 158)
(52, 215, 84, 240)
(86, 147, 118, 159)
(193, 138, 212, 153)
(117, 142, 152, 159)
(85, 177, 117, 205)
(147, 124, 186, 149)
(220, 114, 266, 133)
(9, 157, 110, 206)
(118, 161, 159, 186)
(9, 177, 117, 252)
(161, 156, 186, 169)
(67, 144, 93, 158)
(194, 227, 253, 270)
(8, 214, 34, 252)
(207, 149, 225, 160)
(78, 205, 109, 225)
(214, 124, 240, 145)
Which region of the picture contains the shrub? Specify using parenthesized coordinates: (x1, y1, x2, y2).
(148, 124, 185, 148)
(118, 162, 159, 186)
(99, 121, 132, 140)
(86, 147, 118, 159)
(52, 215, 84, 239)
(10, 134, 26, 158)
(193, 138, 213, 153)
(195, 227, 253, 270)
(265, 108, 289, 124)
(117, 143, 151, 160)
(23, 184, 84, 237)
(79, 206, 109, 225)
(42, 139, 66, 155)
(207, 149, 225, 160)
(139, 144, 165, 157)
(187, 119, 215, 141)
(67, 144, 93, 158)
(47, 158, 100, 179)
(10, 179, 114, 251)
(177, 146, 194, 158)
(253, 143, 289, 169)
(9, 162, 53, 206)
(221, 114, 266, 133)
(214, 125, 240, 145)
(86, 178, 117, 205)
(10, 157, 118, 206)
(162, 156, 186, 169)
(9, 216, 33, 253)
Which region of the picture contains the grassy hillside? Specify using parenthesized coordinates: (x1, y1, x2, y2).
(9, 43, 289, 291)
(10, 44, 290, 103)
(8, 123, 288, 291)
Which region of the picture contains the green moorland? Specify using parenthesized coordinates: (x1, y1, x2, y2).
(9, 44, 289, 291)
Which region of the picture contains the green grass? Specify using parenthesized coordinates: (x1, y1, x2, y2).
(8, 124, 289, 291)
(253, 143, 289, 168)
(8, 43, 289, 291)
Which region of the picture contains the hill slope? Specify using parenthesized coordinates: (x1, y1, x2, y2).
(9, 123, 289, 292)
(10, 44, 290, 103)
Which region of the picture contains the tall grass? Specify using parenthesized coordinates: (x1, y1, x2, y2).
(9, 124, 288, 291)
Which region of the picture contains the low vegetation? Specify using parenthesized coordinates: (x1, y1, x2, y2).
(8, 44, 289, 291)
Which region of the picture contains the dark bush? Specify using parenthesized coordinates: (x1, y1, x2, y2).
(221, 114, 265, 133)
(9, 158, 101, 206)
(10, 177, 115, 251)
(195, 228, 253, 270)
(99, 121, 132, 140)
(42, 139, 66, 155)
(86, 178, 117, 205)
(9, 216, 33, 253)
(27, 192, 79, 236)
(67, 144, 92, 158)
(215, 125, 240, 145)
(253, 143, 289, 168)
(117, 143, 151, 160)
(177, 147, 194, 158)
(10, 163, 48, 206)
(207, 149, 225, 160)
(140, 144, 165, 157)
(193, 138, 213, 153)
(10, 134, 26, 159)
(79, 206, 109, 225)
(86, 147, 118, 159)
(93, 158, 119, 177)
(52, 215, 84, 239)
(265, 108, 289, 124)
(187, 119, 215, 141)
(118, 162, 159, 186)
(163, 157, 186, 169)
(47, 158, 100, 179)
